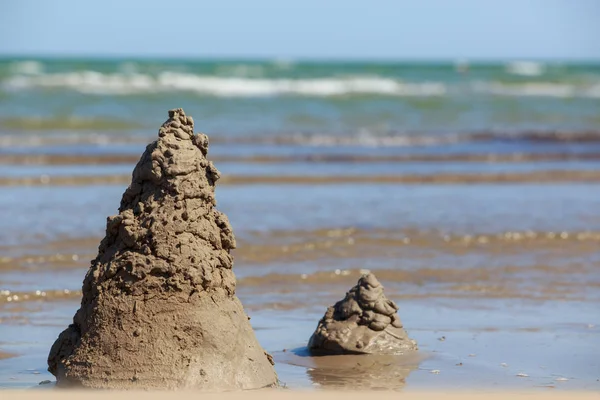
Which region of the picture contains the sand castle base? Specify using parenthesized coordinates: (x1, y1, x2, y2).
(51, 293, 276, 390)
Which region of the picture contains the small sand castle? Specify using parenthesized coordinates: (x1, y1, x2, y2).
(48, 109, 278, 390)
(308, 273, 417, 355)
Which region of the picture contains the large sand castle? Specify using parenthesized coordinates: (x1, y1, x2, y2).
(48, 109, 278, 390)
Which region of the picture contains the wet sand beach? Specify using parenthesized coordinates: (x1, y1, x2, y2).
(2, 391, 600, 400)
(1, 141, 599, 391)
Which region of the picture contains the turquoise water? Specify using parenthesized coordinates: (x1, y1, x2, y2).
(1, 58, 599, 142)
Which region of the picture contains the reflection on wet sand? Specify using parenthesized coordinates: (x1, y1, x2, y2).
(2, 392, 600, 400)
(276, 349, 420, 390)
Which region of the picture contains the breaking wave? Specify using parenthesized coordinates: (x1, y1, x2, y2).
(3, 128, 600, 150)
(473, 81, 600, 98)
(2, 70, 599, 98)
(1, 71, 447, 97)
(505, 61, 545, 76)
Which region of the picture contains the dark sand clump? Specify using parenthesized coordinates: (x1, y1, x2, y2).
(47, 109, 278, 390)
(308, 273, 417, 355)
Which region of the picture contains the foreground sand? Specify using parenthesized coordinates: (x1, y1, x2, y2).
(3, 391, 599, 400)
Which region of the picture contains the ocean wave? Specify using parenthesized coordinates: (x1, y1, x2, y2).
(261, 132, 467, 147)
(3, 70, 599, 98)
(7, 60, 45, 75)
(5, 151, 600, 166)
(2, 129, 600, 149)
(1, 71, 447, 97)
(245, 131, 600, 147)
(473, 81, 600, 98)
(0, 116, 141, 131)
(0, 132, 148, 148)
(505, 61, 545, 76)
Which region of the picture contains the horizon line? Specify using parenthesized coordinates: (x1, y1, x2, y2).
(1, 53, 600, 64)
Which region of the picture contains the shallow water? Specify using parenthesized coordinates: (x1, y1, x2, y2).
(1, 174, 599, 390)
(0, 58, 599, 391)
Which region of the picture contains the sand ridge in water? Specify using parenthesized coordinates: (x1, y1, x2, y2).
(5, 151, 600, 166)
(5, 170, 600, 186)
(46, 108, 277, 390)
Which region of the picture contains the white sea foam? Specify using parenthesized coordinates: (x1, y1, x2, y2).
(0, 132, 147, 148)
(473, 81, 600, 98)
(3, 70, 600, 98)
(287, 133, 465, 147)
(505, 61, 545, 76)
(585, 83, 600, 98)
(1, 71, 446, 97)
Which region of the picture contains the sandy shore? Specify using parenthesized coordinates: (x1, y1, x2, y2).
(2, 390, 599, 400)
(2, 143, 598, 391)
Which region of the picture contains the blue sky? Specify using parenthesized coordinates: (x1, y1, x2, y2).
(1, 0, 599, 60)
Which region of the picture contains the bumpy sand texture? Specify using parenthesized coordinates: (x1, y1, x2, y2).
(308, 273, 418, 355)
(47, 109, 278, 390)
